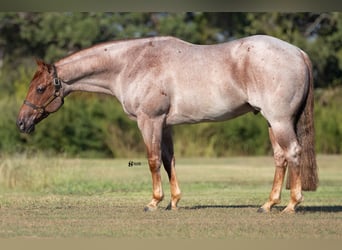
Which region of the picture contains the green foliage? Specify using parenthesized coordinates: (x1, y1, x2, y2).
(0, 97, 24, 153)
(174, 114, 269, 157)
(0, 12, 342, 157)
(315, 88, 342, 154)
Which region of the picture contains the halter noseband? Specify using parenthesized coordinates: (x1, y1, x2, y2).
(23, 65, 63, 114)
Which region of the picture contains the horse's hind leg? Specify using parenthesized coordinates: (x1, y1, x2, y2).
(258, 127, 287, 213)
(266, 121, 303, 214)
(161, 126, 181, 210)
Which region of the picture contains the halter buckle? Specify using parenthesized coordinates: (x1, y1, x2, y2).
(53, 78, 61, 90)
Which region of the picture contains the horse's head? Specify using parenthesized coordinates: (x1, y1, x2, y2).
(17, 59, 64, 133)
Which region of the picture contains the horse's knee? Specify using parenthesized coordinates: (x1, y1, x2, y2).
(273, 149, 286, 168)
(148, 155, 162, 171)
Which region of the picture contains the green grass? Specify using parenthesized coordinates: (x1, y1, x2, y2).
(0, 155, 341, 239)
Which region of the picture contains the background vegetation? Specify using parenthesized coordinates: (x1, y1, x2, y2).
(1, 12, 341, 158)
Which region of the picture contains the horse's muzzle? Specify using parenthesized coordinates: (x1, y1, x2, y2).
(16, 118, 35, 134)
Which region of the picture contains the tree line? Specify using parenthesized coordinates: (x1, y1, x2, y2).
(0, 12, 341, 157)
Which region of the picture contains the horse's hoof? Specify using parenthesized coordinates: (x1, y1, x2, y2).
(144, 205, 157, 212)
(281, 207, 296, 214)
(165, 202, 178, 211)
(257, 207, 269, 213)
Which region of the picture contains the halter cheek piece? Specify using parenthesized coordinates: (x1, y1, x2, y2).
(23, 65, 64, 114)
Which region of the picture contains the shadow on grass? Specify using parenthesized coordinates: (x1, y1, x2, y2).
(184, 204, 260, 210)
(185, 204, 342, 213)
(296, 206, 342, 213)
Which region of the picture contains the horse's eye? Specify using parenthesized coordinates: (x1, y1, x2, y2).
(36, 86, 45, 94)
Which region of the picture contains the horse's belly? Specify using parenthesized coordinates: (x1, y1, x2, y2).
(166, 99, 252, 125)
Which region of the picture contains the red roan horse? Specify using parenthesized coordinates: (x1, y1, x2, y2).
(17, 35, 318, 213)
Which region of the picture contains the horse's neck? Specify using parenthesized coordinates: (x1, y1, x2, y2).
(55, 43, 127, 98)
(55, 37, 174, 100)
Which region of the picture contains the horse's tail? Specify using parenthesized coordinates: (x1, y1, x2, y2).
(286, 51, 318, 191)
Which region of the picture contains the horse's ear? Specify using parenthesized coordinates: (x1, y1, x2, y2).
(35, 58, 45, 67)
(35, 58, 53, 73)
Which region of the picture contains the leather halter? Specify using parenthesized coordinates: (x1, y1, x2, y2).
(23, 65, 63, 114)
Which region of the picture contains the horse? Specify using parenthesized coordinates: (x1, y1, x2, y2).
(17, 35, 318, 213)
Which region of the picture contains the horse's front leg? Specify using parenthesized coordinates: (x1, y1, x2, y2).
(137, 114, 165, 212)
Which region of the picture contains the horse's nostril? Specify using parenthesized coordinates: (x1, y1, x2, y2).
(16, 119, 25, 131)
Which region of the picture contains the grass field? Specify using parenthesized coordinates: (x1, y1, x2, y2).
(0, 155, 341, 239)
